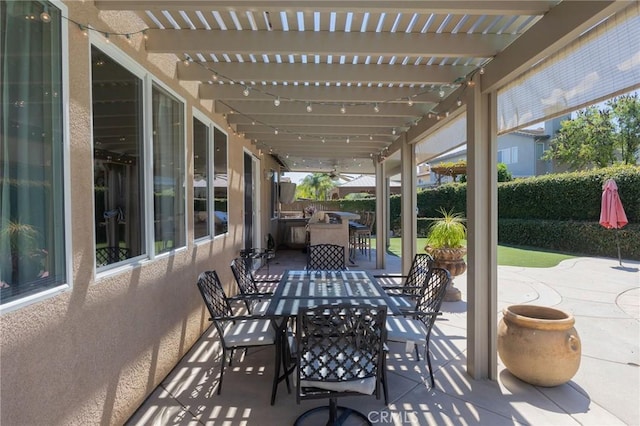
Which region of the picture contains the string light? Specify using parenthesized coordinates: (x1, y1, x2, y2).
(346, 137, 350, 143)
(340, 104, 346, 114)
(242, 86, 250, 96)
(438, 88, 445, 98)
(479, 67, 485, 75)
(306, 103, 313, 112)
(407, 97, 414, 107)
(456, 99, 463, 107)
(104, 32, 110, 43)
(40, 9, 51, 23)
(392, 128, 396, 135)
(373, 103, 380, 113)
(274, 97, 281, 106)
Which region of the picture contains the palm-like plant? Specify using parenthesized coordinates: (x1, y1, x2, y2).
(425, 208, 466, 249)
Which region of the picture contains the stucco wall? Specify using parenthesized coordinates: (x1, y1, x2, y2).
(0, 2, 267, 424)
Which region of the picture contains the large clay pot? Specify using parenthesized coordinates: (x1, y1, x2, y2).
(498, 305, 581, 387)
(425, 246, 466, 302)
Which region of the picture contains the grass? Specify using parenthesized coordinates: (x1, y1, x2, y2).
(373, 237, 575, 268)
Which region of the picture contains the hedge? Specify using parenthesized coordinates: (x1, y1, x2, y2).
(497, 165, 640, 222)
(498, 219, 640, 260)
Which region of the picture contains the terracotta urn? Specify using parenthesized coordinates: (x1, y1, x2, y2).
(498, 305, 581, 387)
(425, 246, 466, 302)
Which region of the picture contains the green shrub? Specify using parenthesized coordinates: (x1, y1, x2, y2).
(498, 219, 640, 260)
(498, 165, 640, 222)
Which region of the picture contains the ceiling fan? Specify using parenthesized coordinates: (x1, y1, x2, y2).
(328, 168, 355, 182)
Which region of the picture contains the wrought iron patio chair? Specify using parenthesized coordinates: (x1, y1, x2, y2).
(385, 267, 450, 387)
(306, 243, 346, 271)
(196, 270, 283, 400)
(375, 253, 434, 305)
(230, 257, 278, 314)
(95, 246, 130, 267)
(294, 304, 387, 426)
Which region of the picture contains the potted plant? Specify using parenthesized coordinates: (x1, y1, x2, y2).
(424, 208, 466, 302)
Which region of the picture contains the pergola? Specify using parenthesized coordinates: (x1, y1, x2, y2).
(93, 0, 638, 381)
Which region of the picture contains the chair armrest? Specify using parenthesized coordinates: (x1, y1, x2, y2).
(387, 310, 442, 318)
(255, 279, 281, 284)
(373, 274, 409, 279)
(210, 313, 281, 322)
(228, 293, 273, 301)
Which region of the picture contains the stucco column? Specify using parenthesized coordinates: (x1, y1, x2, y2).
(400, 133, 417, 273)
(466, 75, 499, 380)
(375, 160, 387, 269)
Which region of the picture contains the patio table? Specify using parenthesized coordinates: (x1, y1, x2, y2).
(265, 269, 408, 404)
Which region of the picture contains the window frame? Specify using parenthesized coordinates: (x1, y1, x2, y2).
(192, 108, 213, 243)
(90, 32, 149, 276)
(148, 81, 187, 257)
(213, 126, 229, 238)
(0, 0, 72, 314)
(89, 33, 188, 276)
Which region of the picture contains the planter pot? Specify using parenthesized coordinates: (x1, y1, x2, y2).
(498, 305, 581, 387)
(425, 246, 466, 302)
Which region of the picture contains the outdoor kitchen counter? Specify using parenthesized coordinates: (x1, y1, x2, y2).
(308, 211, 359, 265)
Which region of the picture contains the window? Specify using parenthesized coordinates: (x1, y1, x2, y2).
(1, 1, 66, 305)
(92, 46, 145, 267)
(152, 85, 186, 253)
(193, 117, 210, 240)
(497, 147, 518, 165)
(270, 171, 279, 219)
(213, 128, 228, 236)
(536, 142, 546, 158)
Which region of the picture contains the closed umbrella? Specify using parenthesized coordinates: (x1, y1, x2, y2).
(599, 179, 628, 265)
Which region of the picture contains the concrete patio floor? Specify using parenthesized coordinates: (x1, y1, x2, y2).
(127, 249, 640, 425)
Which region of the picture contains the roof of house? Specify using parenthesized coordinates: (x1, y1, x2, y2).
(337, 175, 401, 188)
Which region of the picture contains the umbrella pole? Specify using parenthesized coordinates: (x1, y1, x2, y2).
(615, 230, 622, 266)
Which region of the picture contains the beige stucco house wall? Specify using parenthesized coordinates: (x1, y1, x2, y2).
(0, 2, 279, 424)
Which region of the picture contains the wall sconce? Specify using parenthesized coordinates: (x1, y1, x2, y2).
(264, 169, 274, 180)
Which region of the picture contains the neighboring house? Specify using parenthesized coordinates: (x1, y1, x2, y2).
(418, 116, 569, 187)
(328, 174, 402, 199)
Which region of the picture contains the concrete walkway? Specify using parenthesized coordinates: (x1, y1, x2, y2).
(127, 251, 639, 425)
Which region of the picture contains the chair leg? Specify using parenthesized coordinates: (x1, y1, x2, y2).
(414, 342, 421, 361)
(229, 348, 235, 366)
(382, 357, 389, 405)
(425, 342, 435, 387)
(218, 347, 227, 395)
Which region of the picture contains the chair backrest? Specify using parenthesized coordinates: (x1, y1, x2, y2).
(96, 246, 130, 267)
(404, 253, 434, 295)
(230, 257, 258, 295)
(307, 244, 346, 270)
(415, 267, 450, 318)
(296, 304, 386, 399)
(196, 270, 233, 321)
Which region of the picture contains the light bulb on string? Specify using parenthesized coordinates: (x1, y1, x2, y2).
(306, 103, 313, 112)
(456, 99, 462, 107)
(346, 137, 350, 143)
(104, 32, 110, 43)
(407, 97, 414, 107)
(274, 128, 279, 135)
(274, 97, 281, 107)
(40, 9, 51, 23)
(242, 86, 250, 96)
(373, 103, 380, 113)
(392, 128, 396, 135)
(438, 88, 445, 98)
(340, 104, 346, 114)
(479, 67, 485, 75)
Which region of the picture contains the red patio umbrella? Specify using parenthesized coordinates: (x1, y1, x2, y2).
(599, 179, 628, 265)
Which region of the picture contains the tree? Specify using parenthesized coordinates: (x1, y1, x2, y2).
(497, 163, 513, 182)
(608, 94, 640, 165)
(543, 106, 616, 169)
(295, 173, 335, 200)
(544, 94, 640, 169)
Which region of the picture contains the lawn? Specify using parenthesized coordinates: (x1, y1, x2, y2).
(374, 237, 575, 268)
